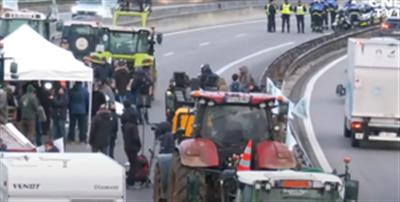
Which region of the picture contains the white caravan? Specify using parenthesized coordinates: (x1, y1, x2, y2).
(0, 152, 126, 202)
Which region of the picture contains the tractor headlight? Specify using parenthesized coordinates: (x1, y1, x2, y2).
(265, 183, 272, 191)
(324, 183, 332, 192)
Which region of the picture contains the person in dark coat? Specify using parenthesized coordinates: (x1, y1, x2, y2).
(121, 100, 138, 127)
(0, 138, 7, 152)
(94, 60, 113, 82)
(68, 82, 89, 144)
(89, 105, 113, 154)
(156, 122, 174, 154)
(109, 104, 119, 158)
(122, 100, 141, 186)
(113, 60, 131, 103)
(50, 87, 69, 139)
(92, 83, 106, 117)
(19, 84, 39, 143)
(44, 140, 60, 153)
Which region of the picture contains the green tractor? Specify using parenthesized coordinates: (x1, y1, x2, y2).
(0, 9, 58, 41)
(113, 0, 151, 27)
(236, 159, 359, 202)
(59, 20, 106, 60)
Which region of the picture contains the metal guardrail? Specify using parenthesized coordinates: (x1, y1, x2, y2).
(260, 26, 380, 168)
(261, 26, 379, 88)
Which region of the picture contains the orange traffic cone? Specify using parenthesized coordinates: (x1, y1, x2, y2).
(237, 139, 253, 171)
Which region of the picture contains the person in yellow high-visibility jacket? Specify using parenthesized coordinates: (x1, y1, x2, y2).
(280, 0, 293, 33)
(265, 0, 277, 32)
(294, 0, 307, 33)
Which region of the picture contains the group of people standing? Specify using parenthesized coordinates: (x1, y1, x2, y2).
(265, 0, 338, 33)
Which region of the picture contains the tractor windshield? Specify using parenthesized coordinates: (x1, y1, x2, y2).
(109, 30, 151, 54)
(198, 105, 273, 146)
(0, 19, 46, 38)
(65, 25, 96, 35)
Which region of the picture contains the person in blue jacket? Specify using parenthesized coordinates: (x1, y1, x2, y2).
(68, 82, 89, 144)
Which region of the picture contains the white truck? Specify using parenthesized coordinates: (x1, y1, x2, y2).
(0, 152, 126, 202)
(71, 0, 118, 19)
(339, 37, 400, 147)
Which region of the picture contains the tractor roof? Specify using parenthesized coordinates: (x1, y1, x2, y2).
(104, 25, 150, 33)
(191, 90, 284, 105)
(1, 9, 46, 20)
(63, 21, 150, 32)
(64, 20, 100, 27)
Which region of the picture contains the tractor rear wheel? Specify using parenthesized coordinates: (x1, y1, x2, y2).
(167, 152, 206, 202)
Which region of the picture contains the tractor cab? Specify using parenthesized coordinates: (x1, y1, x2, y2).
(94, 25, 161, 85)
(173, 91, 290, 169)
(0, 10, 55, 40)
(59, 21, 106, 60)
(114, 0, 152, 27)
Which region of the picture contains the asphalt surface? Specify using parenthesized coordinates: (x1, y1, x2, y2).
(310, 57, 400, 201)
(66, 16, 325, 201)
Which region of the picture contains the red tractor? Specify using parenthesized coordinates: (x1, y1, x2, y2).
(153, 91, 296, 202)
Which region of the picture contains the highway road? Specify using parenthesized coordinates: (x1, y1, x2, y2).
(309, 56, 400, 201)
(65, 16, 326, 201)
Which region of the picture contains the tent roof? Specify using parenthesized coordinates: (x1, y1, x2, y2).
(2, 25, 93, 82)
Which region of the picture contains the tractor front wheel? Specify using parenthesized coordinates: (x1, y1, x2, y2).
(167, 152, 207, 202)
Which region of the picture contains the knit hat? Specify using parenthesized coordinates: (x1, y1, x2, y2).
(27, 84, 36, 93)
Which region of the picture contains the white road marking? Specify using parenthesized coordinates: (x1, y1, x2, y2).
(164, 19, 265, 37)
(163, 52, 175, 57)
(303, 55, 348, 173)
(199, 42, 210, 46)
(235, 33, 247, 38)
(216, 42, 295, 75)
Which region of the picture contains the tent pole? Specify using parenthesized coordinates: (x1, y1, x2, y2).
(87, 81, 93, 143)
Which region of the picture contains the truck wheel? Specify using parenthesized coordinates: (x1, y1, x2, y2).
(167, 153, 206, 202)
(351, 132, 360, 147)
(153, 164, 165, 202)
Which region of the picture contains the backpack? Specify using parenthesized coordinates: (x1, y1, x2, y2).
(136, 76, 152, 95)
(230, 82, 240, 92)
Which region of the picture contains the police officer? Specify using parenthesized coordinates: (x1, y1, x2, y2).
(327, 0, 339, 29)
(265, 0, 277, 32)
(322, 0, 329, 30)
(294, 0, 307, 33)
(280, 0, 292, 33)
(310, 0, 324, 32)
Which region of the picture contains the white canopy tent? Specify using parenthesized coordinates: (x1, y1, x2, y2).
(2, 25, 93, 82)
(2, 25, 94, 141)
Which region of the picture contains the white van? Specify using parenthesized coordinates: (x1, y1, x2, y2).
(71, 0, 118, 18)
(0, 153, 126, 202)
